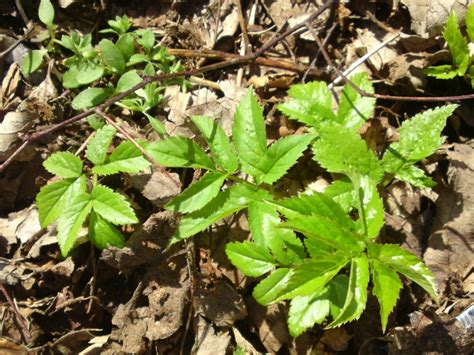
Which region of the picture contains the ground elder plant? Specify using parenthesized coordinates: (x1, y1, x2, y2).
(145, 73, 457, 336)
(36, 125, 149, 256)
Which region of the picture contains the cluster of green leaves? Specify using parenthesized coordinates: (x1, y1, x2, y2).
(147, 72, 456, 336)
(21, 0, 186, 135)
(426, 4, 474, 87)
(36, 125, 150, 256)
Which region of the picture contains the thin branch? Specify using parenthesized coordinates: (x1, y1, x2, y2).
(305, 23, 474, 102)
(0, 284, 31, 342)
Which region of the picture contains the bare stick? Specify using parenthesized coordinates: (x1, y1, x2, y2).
(0, 284, 31, 341)
(305, 23, 474, 102)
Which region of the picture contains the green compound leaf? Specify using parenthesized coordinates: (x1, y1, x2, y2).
(92, 141, 150, 175)
(396, 165, 436, 188)
(323, 179, 356, 213)
(443, 11, 470, 75)
(191, 116, 238, 173)
(275, 191, 353, 230)
(248, 201, 305, 265)
(57, 193, 92, 257)
(39, 0, 55, 27)
(36, 175, 86, 227)
(328, 275, 349, 319)
(282, 213, 364, 254)
(312, 123, 383, 183)
(88, 211, 125, 250)
(20, 49, 46, 76)
(146, 136, 215, 170)
(86, 125, 116, 165)
(99, 39, 126, 73)
(165, 171, 227, 213)
(370, 243, 438, 302)
(382, 104, 458, 180)
(371, 259, 402, 333)
(43, 151, 83, 178)
(328, 255, 369, 328)
(91, 184, 138, 225)
(288, 289, 330, 337)
(277, 81, 336, 127)
(337, 72, 375, 130)
(274, 255, 350, 302)
(232, 89, 267, 181)
(72, 87, 109, 110)
(353, 175, 384, 240)
(170, 183, 270, 245)
(258, 134, 313, 185)
(225, 241, 276, 277)
(115, 70, 142, 93)
(253, 268, 293, 306)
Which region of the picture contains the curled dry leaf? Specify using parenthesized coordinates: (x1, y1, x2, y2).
(0, 111, 34, 161)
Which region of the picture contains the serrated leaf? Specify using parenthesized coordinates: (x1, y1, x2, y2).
(370, 243, 438, 302)
(337, 72, 375, 129)
(425, 65, 459, 79)
(353, 175, 384, 239)
(288, 290, 330, 337)
(43, 151, 83, 178)
(323, 179, 356, 213)
(257, 134, 313, 185)
(91, 184, 138, 225)
(396, 165, 436, 188)
(225, 241, 276, 277)
(274, 255, 350, 302)
(467, 4, 474, 42)
(92, 141, 150, 175)
(312, 124, 383, 183)
(99, 39, 126, 73)
(328, 255, 369, 328)
(20, 49, 46, 76)
(115, 70, 142, 93)
(146, 136, 215, 170)
(57, 193, 92, 257)
(72, 87, 109, 110)
(88, 211, 125, 250)
(371, 259, 402, 332)
(165, 171, 227, 213)
(282, 214, 364, 254)
(191, 116, 238, 173)
(170, 183, 270, 244)
(86, 125, 116, 165)
(327, 275, 349, 319)
(36, 175, 86, 227)
(232, 89, 267, 180)
(39, 0, 54, 27)
(276, 191, 353, 229)
(304, 238, 336, 259)
(382, 105, 458, 176)
(253, 268, 293, 306)
(248, 201, 305, 265)
(443, 11, 470, 74)
(277, 81, 336, 127)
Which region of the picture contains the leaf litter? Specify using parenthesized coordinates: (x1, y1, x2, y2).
(0, 0, 473, 353)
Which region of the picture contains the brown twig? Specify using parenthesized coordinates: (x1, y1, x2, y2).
(0, 283, 31, 341)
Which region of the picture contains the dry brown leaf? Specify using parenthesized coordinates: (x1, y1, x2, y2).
(0, 111, 34, 161)
(192, 316, 231, 355)
(401, 0, 473, 37)
(424, 142, 474, 295)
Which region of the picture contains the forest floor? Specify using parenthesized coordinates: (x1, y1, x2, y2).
(0, 0, 473, 354)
